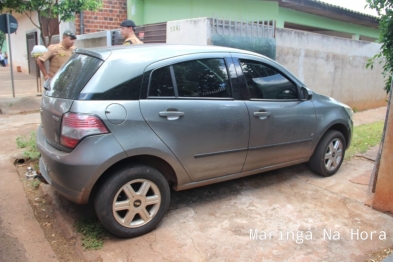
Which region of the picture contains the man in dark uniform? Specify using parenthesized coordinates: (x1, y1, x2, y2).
(120, 20, 144, 45)
(37, 30, 77, 80)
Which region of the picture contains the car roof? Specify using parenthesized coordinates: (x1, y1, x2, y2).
(75, 43, 264, 61)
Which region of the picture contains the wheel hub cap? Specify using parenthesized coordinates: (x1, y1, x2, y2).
(133, 199, 142, 208)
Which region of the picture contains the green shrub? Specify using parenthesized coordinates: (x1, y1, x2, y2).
(16, 131, 40, 161)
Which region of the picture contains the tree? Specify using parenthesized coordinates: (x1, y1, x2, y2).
(0, 0, 102, 47)
(0, 31, 5, 50)
(366, 0, 393, 93)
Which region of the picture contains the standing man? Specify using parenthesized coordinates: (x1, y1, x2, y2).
(37, 30, 77, 80)
(120, 20, 143, 45)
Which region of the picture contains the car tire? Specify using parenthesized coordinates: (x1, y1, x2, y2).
(94, 164, 170, 238)
(309, 130, 346, 177)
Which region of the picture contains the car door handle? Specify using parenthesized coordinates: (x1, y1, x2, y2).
(159, 110, 184, 120)
(253, 111, 271, 120)
(159, 111, 184, 117)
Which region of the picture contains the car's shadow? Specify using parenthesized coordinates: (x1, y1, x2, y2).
(46, 163, 311, 238)
(168, 163, 310, 210)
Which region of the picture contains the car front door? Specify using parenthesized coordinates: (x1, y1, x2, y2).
(140, 54, 249, 181)
(233, 55, 317, 172)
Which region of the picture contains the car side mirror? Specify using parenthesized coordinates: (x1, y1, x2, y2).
(300, 86, 312, 101)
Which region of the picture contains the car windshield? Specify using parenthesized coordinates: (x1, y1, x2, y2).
(48, 53, 103, 99)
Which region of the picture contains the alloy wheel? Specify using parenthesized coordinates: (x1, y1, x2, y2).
(112, 179, 161, 228)
(324, 138, 343, 171)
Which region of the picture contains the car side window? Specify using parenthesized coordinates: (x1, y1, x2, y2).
(240, 59, 298, 100)
(173, 59, 232, 98)
(79, 75, 142, 100)
(148, 66, 175, 97)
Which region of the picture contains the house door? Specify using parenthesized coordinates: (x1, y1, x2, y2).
(26, 32, 39, 77)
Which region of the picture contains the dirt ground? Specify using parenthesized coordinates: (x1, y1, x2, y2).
(0, 112, 57, 262)
(14, 162, 84, 262)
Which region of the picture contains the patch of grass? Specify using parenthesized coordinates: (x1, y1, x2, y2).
(33, 161, 39, 171)
(16, 131, 40, 161)
(345, 121, 384, 160)
(75, 216, 109, 250)
(31, 179, 41, 189)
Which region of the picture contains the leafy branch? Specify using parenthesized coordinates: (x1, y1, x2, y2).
(1, 0, 102, 46)
(366, 0, 393, 93)
(0, 31, 5, 50)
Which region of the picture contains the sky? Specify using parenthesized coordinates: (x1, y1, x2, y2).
(319, 0, 379, 16)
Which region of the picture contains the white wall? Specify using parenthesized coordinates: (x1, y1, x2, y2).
(167, 18, 211, 45)
(276, 28, 387, 110)
(8, 13, 40, 74)
(74, 31, 112, 48)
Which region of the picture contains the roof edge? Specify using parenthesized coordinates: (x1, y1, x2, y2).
(267, 0, 379, 29)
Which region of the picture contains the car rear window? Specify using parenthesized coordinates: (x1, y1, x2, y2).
(48, 53, 103, 99)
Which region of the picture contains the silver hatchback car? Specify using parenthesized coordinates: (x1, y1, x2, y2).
(37, 44, 353, 238)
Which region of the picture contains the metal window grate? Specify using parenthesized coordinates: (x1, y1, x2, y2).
(210, 17, 276, 39)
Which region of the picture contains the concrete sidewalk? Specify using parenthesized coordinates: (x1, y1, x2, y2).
(0, 66, 42, 115)
(0, 66, 42, 98)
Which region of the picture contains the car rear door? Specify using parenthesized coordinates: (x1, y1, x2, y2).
(232, 54, 317, 172)
(140, 53, 249, 181)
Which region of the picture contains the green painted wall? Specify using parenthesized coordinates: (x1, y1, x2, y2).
(131, 0, 279, 25)
(126, 0, 379, 40)
(279, 8, 379, 39)
(127, 0, 145, 26)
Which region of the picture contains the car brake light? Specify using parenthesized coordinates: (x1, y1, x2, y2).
(60, 112, 109, 149)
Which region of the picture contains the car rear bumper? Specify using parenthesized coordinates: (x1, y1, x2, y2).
(36, 126, 127, 204)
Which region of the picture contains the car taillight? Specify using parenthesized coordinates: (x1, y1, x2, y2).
(60, 112, 109, 149)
